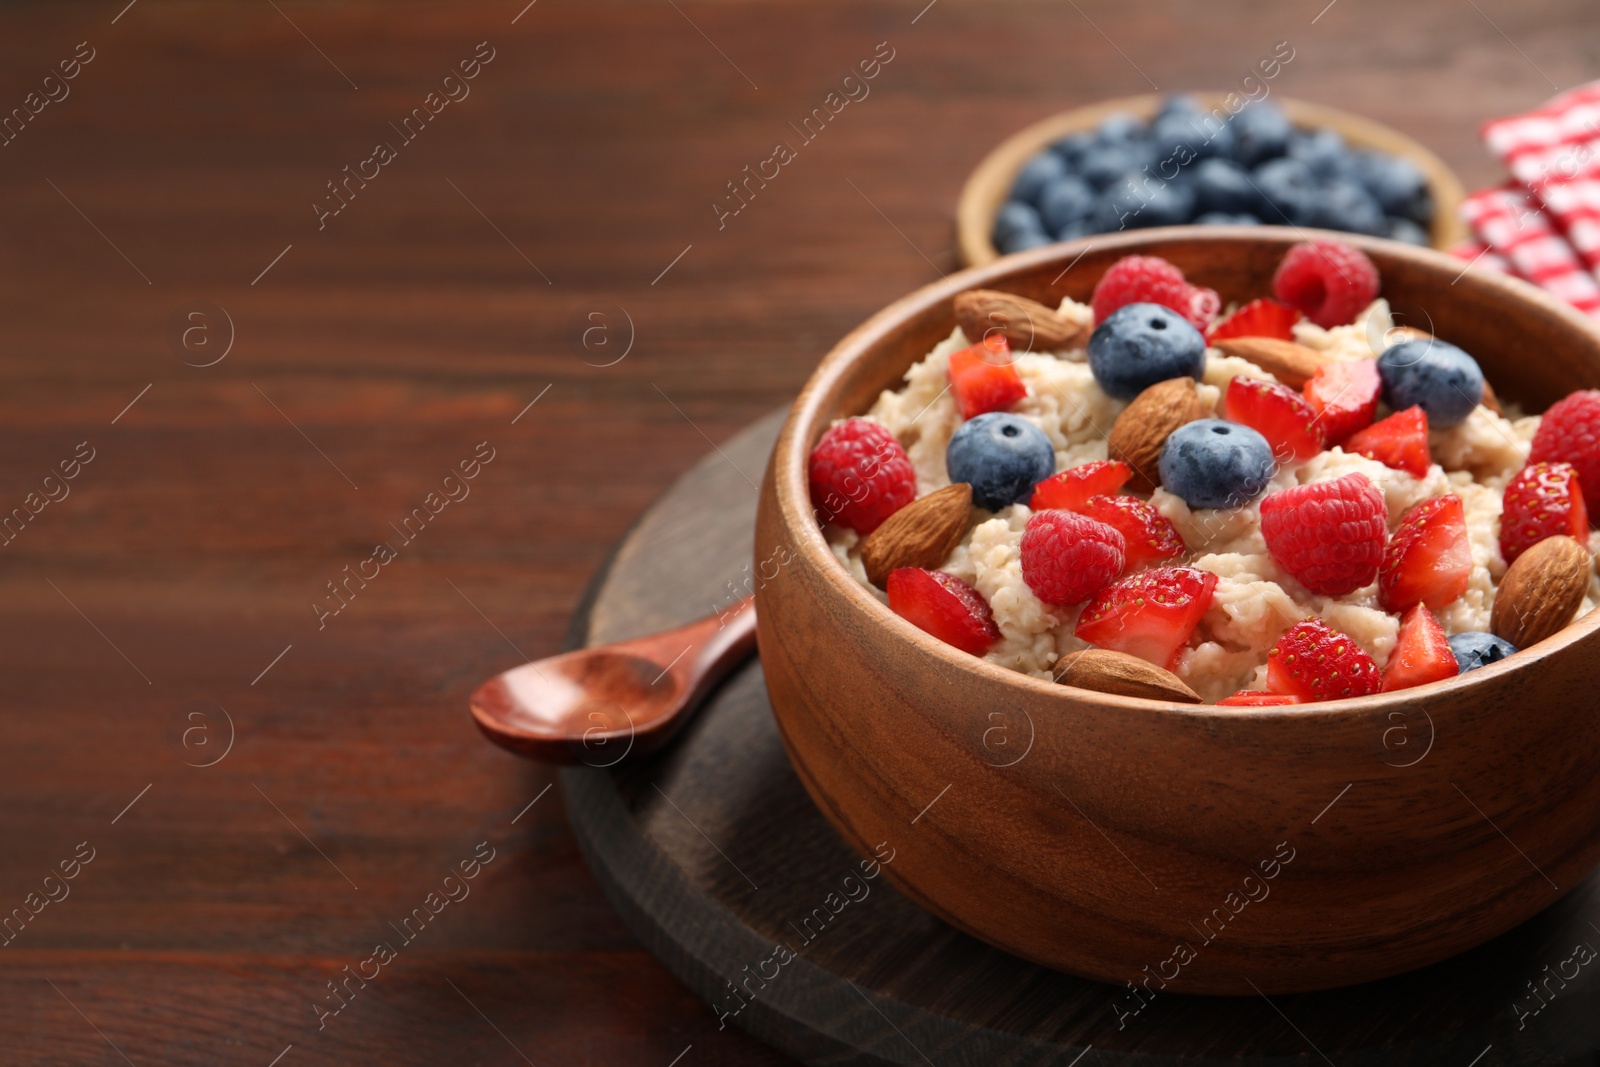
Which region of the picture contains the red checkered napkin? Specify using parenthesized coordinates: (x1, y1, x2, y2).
(1460, 184, 1600, 318)
(1448, 240, 1515, 278)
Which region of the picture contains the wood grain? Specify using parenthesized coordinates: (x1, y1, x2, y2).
(0, 0, 1595, 1060)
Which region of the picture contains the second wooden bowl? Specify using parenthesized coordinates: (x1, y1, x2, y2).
(754, 228, 1600, 994)
(956, 93, 1468, 267)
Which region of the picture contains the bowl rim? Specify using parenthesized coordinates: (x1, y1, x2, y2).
(954, 91, 1469, 267)
(769, 226, 1600, 719)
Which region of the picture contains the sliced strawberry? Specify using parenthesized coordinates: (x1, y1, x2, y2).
(1081, 494, 1186, 568)
(1207, 298, 1303, 343)
(1074, 566, 1218, 670)
(948, 334, 1026, 420)
(1303, 358, 1381, 446)
(1344, 405, 1432, 478)
(886, 568, 1001, 656)
(1224, 376, 1325, 463)
(1216, 690, 1302, 706)
(1381, 603, 1459, 692)
(1029, 460, 1133, 512)
(1266, 619, 1381, 701)
(1500, 461, 1588, 564)
(1378, 495, 1473, 614)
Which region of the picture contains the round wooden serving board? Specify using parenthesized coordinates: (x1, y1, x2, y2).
(558, 409, 1600, 1066)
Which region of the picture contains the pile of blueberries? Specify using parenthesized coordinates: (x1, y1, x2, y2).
(993, 95, 1435, 254)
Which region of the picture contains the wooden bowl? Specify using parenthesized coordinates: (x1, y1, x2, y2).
(754, 228, 1600, 994)
(956, 93, 1469, 267)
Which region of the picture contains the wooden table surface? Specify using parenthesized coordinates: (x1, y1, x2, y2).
(0, 1, 1594, 1063)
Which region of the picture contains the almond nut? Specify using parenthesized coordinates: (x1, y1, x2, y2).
(1491, 534, 1593, 649)
(1053, 648, 1201, 703)
(1107, 377, 1212, 492)
(1481, 380, 1503, 416)
(1211, 337, 1332, 388)
(861, 482, 973, 587)
(954, 289, 1087, 353)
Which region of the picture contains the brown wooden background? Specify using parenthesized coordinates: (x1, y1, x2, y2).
(0, 0, 1593, 1063)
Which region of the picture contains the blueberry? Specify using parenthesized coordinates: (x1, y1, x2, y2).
(1448, 631, 1517, 673)
(1087, 302, 1207, 399)
(1302, 179, 1386, 235)
(1196, 212, 1261, 225)
(1158, 419, 1277, 509)
(1152, 109, 1232, 165)
(1095, 113, 1146, 144)
(1288, 129, 1353, 181)
(1192, 157, 1261, 215)
(946, 413, 1056, 511)
(1350, 151, 1433, 224)
(993, 200, 1047, 247)
(1037, 175, 1097, 232)
(1011, 151, 1068, 205)
(1253, 157, 1319, 225)
(1051, 131, 1096, 168)
(1386, 217, 1430, 246)
(996, 228, 1053, 254)
(1054, 218, 1094, 242)
(1377, 339, 1485, 428)
(1079, 143, 1153, 190)
(1230, 100, 1293, 167)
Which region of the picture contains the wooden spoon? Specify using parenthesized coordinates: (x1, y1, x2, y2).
(469, 596, 757, 765)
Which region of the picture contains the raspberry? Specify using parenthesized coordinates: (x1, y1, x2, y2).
(1266, 619, 1381, 701)
(807, 418, 917, 535)
(1028, 460, 1133, 512)
(1271, 240, 1381, 329)
(886, 568, 1001, 656)
(1080, 495, 1186, 568)
(1529, 390, 1600, 514)
(1260, 473, 1388, 595)
(1091, 254, 1219, 332)
(1499, 462, 1588, 564)
(1207, 298, 1303, 343)
(1020, 510, 1125, 605)
(1074, 566, 1218, 670)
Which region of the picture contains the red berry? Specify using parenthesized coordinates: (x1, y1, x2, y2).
(1207, 298, 1303, 343)
(1271, 240, 1381, 329)
(808, 418, 917, 535)
(1303, 357, 1381, 445)
(1091, 254, 1218, 332)
(1266, 619, 1381, 701)
(1020, 510, 1125, 605)
(1260, 473, 1388, 596)
(1216, 689, 1301, 706)
(1080, 494, 1186, 568)
(1381, 603, 1459, 693)
(1224, 376, 1326, 463)
(1379, 495, 1472, 613)
(1344, 405, 1432, 478)
(1029, 460, 1133, 511)
(1074, 566, 1218, 670)
(948, 334, 1027, 420)
(1499, 462, 1588, 564)
(1529, 390, 1600, 516)
(886, 569, 1001, 656)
